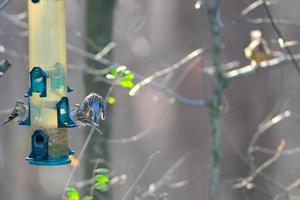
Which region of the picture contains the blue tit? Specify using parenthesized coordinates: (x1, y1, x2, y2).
(82, 93, 106, 126)
(1, 100, 27, 126)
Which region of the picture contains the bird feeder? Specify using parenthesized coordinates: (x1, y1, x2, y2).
(20, 0, 75, 165)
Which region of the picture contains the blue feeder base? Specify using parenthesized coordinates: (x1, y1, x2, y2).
(26, 148, 75, 166)
(27, 158, 71, 166)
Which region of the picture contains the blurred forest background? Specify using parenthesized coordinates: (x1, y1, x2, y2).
(1, 0, 300, 199)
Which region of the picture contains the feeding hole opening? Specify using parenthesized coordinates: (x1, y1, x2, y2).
(35, 133, 45, 145)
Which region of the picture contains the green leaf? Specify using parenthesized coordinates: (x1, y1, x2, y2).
(95, 168, 110, 174)
(120, 79, 134, 88)
(65, 188, 80, 200)
(94, 182, 108, 190)
(82, 196, 92, 200)
(124, 72, 135, 80)
(110, 67, 117, 77)
(95, 174, 110, 183)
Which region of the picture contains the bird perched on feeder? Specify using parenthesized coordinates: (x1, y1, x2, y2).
(244, 30, 271, 65)
(70, 104, 92, 127)
(70, 104, 103, 135)
(70, 103, 104, 135)
(81, 93, 106, 126)
(1, 100, 27, 126)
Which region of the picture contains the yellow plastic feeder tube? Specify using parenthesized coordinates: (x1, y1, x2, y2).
(25, 0, 75, 166)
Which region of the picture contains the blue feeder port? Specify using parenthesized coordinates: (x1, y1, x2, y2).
(26, 129, 73, 166)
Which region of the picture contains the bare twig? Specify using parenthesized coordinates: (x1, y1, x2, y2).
(262, 0, 300, 77)
(139, 148, 200, 199)
(252, 146, 300, 156)
(224, 54, 300, 81)
(94, 42, 116, 61)
(0, 0, 12, 13)
(247, 110, 291, 160)
(274, 175, 300, 200)
(286, 178, 300, 192)
(233, 140, 287, 189)
(245, 18, 300, 29)
(241, 0, 274, 17)
(121, 151, 160, 200)
(128, 48, 205, 96)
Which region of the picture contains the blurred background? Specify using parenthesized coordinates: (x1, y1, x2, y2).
(1, 0, 300, 199)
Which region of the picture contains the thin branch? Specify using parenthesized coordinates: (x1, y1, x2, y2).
(139, 148, 200, 199)
(262, 0, 300, 77)
(121, 151, 160, 200)
(233, 140, 286, 189)
(274, 176, 300, 200)
(0, 11, 27, 29)
(128, 48, 206, 96)
(0, 0, 12, 13)
(286, 178, 300, 192)
(241, 0, 274, 17)
(245, 18, 300, 29)
(224, 54, 300, 81)
(247, 110, 291, 159)
(252, 146, 300, 156)
(134, 73, 207, 107)
(76, 178, 94, 189)
(94, 42, 116, 61)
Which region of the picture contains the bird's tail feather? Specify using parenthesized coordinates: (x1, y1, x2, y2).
(0, 120, 9, 127)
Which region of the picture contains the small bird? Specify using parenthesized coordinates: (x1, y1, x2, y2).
(244, 30, 271, 65)
(70, 103, 104, 135)
(81, 93, 106, 126)
(0, 58, 11, 78)
(70, 104, 92, 127)
(1, 100, 27, 126)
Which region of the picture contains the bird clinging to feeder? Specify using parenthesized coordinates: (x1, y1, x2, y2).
(1, 100, 28, 126)
(70, 93, 106, 128)
(70, 104, 92, 127)
(0, 0, 107, 166)
(244, 30, 272, 65)
(69, 95, 106, 136)
(81, 93, 106, 127)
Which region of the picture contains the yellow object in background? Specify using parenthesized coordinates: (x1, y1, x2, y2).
(244, 30, 271, 65)
(107, 96, 116, 105)
(28, 0, 67, 127)
(69, 155, 80, 168)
